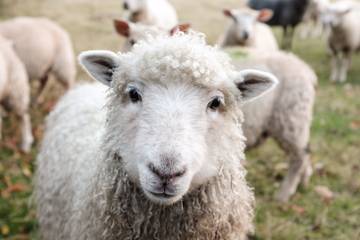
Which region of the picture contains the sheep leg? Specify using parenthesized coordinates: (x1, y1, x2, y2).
(330, 53, 340, 82)
(36, 73, 49, 104)
(281, 26, 288, 50)
(339, 52, 351, 83)
(19, 112, 33, 153)
(275, 149, 310, 202)
(0, 111, 2, 140)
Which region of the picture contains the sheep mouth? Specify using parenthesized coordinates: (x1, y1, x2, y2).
(147, 191, 175, 199)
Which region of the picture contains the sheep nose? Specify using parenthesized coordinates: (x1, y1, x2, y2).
(148, 164, 186, 183)
(243, 31, 249, 40)
(123, 2, 129, 10)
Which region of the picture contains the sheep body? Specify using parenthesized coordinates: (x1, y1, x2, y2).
(227, 47, 317, 201)
(123, 0, 178, 30)
(35, 33, 276, 240)
(0, 36, 33, 152)
(0, 17, 76, 100)
(322, 0, 360, 82)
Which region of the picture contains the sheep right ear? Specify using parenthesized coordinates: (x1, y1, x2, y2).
(233, 69, 278, 103)
(114, 19, 130, 37)
(223, 9, 234, 18)
(257, 9, 273, 22)
(78, 51, 120, 87)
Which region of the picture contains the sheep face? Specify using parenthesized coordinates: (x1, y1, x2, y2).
(79, 36, 277, 205)
(223, 8, 273, 43)
(320, 4, 351, 28)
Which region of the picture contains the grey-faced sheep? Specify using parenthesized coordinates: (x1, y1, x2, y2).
(320, 0, 360, 83)
(0, 36, 33, 152)
(226, 47, 317, 202)
(219, 8, 279, 51)
(36, 33, 279, 240)
(122, 0, 178, 30)
(113, 19, 190, 52)
(0, 17, 76, 103)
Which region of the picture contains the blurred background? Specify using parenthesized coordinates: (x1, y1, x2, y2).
(0, 0, 359, 239)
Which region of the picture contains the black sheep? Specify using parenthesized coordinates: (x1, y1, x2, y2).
(248, 0, 309, 49)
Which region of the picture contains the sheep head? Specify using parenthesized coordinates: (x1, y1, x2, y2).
(320, 2, 352, 28)
(223, 8, 273, 43)
(79, 33, 277, 205)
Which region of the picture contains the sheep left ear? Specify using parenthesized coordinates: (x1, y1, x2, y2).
(78, 50, 120, 87)
(234, 69, 278, 103)
(257, 9, 273, 22)
(170, 23, 191, 35)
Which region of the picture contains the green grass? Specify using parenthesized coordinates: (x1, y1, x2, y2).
(0, 0, 359, 239)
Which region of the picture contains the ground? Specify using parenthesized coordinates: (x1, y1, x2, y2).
(0, 0, 359, 239)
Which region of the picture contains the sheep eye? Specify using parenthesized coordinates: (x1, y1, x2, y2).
(128, 88, 142, 103)
(208, 96, 223, 111)
(129, 39, 136, 45)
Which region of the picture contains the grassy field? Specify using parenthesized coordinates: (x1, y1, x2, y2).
(0, 0, 359, 239)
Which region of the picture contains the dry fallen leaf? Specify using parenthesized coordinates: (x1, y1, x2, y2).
(350, 120, 360, 130)
(315, 185, 334, 203)
(290, 204, 306, 215)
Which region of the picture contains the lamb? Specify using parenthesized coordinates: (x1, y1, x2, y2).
(0, 36, 33, 153)
(248, 0, 310, 49)
(0, 17, 76, 103)
(36, 32, 279, 240)
(113, 19, 190, 52)
(122, 0, 178, 30)
(218, 7, 279, 50)
(300, 0, 330, 38)
(320, 0, 360, 83)
(225, 47, 317, 202)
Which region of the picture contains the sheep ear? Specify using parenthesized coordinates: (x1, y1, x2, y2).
(114, 19, 130, 37)
(170, 23, 191, 35)
(78, 51, 120, 87)
(234, 69, 278, 103)
(223, 9, 234, 18)
(257, 9, 273, 22)
(335, 6, 352, 16)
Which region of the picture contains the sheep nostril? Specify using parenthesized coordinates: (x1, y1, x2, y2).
(243, 32, 249, 40)
(148, 164, 186, 182)
(123, 2, 129, 10)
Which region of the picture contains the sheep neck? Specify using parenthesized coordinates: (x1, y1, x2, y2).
(86, 152, 254, 240)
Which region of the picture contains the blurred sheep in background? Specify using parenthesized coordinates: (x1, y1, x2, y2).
(300, 0, 330, 39)
(0, 17, 76, 104)
(321, 0, 360, 83)
(218, 7, 278, 50)
(248, 0, 310, 49)
(0, 36, 33, 153)
(122, 0, 178, 30)
(113, 19, 190, 52)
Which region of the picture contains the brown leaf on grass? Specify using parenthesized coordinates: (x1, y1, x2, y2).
(1, 183, 29, 198)
(315, 185, 334, 203)
(290, 204, 306, 215)
(350, 120, 360, 130)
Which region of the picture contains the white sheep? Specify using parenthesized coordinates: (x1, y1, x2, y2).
(320, 0, 360, 82)
(0, 36, 33, 152)
(300, 0, 330, 39)
(122, 0, 178, 30)
(218, 7, 279, 51)
(0, 17, 76, 102)
(36, 32, 279, 240)
(226, 47, 317, 202)
(113, 19, 190, 52)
